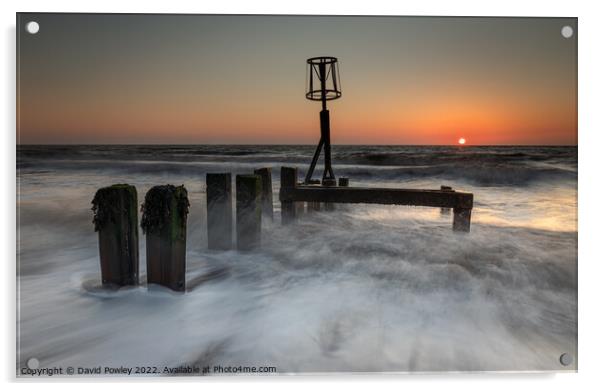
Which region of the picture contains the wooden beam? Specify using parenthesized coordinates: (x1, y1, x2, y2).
(278, 166, 473, 232)
(280, 186, 473, 209)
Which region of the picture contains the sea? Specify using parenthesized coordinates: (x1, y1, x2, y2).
(16, 145, 577, 374)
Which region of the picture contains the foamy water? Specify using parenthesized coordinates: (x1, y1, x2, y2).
(16, 145, 577, 374)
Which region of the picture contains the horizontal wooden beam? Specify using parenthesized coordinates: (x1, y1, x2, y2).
(280, 185, 473, 209)
(278, 167, 473, 232)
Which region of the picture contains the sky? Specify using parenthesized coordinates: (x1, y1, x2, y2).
(17, 14, 577, 145)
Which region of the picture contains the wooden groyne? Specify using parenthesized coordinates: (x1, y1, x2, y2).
(279, 167, 473, 232)
(90, 54, 477, 292)
(92, 167, 474, 293)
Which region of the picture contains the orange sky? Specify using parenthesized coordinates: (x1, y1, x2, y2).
(18, 14, 577, 145)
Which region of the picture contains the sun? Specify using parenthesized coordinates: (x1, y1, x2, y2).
(458, 137, 466, 145)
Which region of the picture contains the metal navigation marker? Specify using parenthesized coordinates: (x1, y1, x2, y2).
(305, 56, 342, 185)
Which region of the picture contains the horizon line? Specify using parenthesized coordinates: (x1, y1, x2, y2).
(16, 143, 578, 147)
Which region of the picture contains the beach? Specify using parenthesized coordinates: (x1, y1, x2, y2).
(16, 145, 577, 373)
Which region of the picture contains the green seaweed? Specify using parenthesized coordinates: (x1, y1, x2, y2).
(140, 184, 189, 239)
(91, 184, 137, 232)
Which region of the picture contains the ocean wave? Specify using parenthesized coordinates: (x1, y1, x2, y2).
(17, 159, 576, 187)
(335, 163, 576, 186)
(17, 145, 576, 187)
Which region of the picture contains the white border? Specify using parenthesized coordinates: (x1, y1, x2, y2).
(3, 1, 601, 390)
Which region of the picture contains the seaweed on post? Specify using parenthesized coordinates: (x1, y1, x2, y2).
(91, 184, 139, 287)
(141, 184, 189, 292)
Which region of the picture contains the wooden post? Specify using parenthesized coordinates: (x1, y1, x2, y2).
(307, 179, 321, 212)
(141, 185, 189, 292)
(253, 168, 274, 221)
(323, 178, 337, 211)
(338, 177, 349, 187)
(92, 184, 139, 288)
(440, 185, 453, 215)
(453, 208, 472, 232)
(308, 201, 321, 212)
(236, 175, 262, 250)
(280, 167, 298, 224)
(295, 200, 306, 216)
(206, 173, 233, 250)
(336, 178, 349, 211)
(307, 178, 321, 211)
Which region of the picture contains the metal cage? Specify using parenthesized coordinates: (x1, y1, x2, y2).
(306, 57, 342, 101)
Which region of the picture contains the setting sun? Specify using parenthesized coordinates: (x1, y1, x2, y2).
(458, 138, 466, 145)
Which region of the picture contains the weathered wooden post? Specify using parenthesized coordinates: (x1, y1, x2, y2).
(280, 167, 298, 224)
(236, 175, 262, 250)
(323, 178, 337, 211)
(335, 177, 350, 211)
(206, 173, 233, 250)
(453, 192, 473, 232)
(307, 180, 320, 212)
(253, 168, 274, 221)
(92, 184, 139, 288)
(295, 201, 306, 216)
(141, 185, 189, 292)
(440, 185, 453, 215)
(453, 208, 472, 232)
(308, 201, 321, 212)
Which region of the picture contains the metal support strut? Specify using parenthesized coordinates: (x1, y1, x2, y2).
(305, 62, 335, 184)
